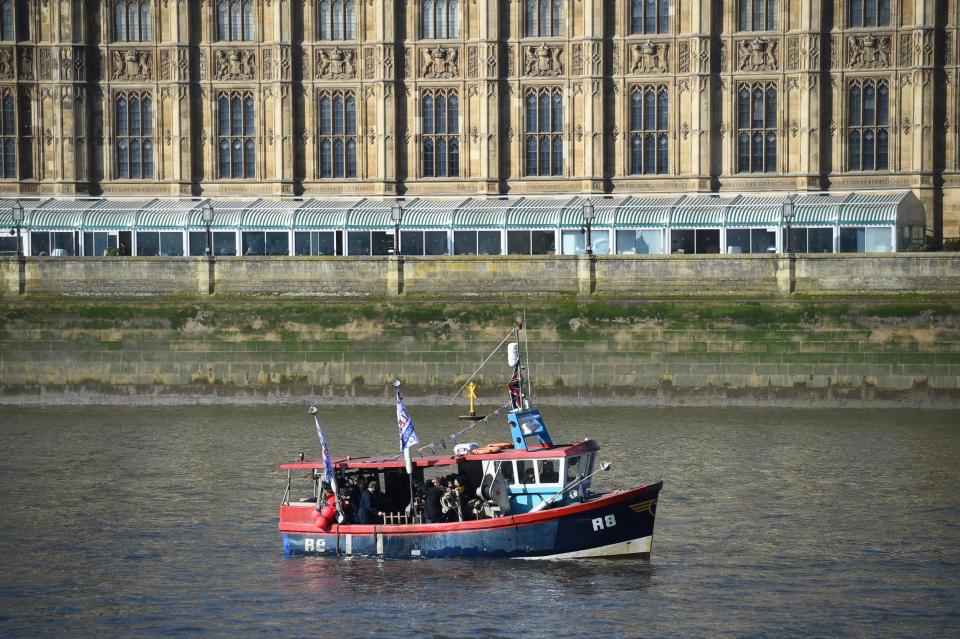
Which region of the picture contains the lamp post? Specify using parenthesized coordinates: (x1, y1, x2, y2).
(391, 202, 403, 256)
(782, 199, 795, 254)
(582, 200, 595, 256)
(11, 200, 24, 258)
(201, 201, 214, 257)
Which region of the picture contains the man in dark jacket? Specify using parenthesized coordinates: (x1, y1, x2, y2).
(423, 479, 443, 523)
(357, 480, 384, 524)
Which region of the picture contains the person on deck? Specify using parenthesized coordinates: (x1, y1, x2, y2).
(423, 479, 443, 524)
(357, 480, 384, 524)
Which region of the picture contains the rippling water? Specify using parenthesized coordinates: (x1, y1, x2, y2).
(0, 405, 958, 638)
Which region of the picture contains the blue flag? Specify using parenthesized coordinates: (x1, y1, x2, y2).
(313, 416, 335, 486)
(397, 395, 420, 452)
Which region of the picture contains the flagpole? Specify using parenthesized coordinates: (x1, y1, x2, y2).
(310, 406, 341, 521)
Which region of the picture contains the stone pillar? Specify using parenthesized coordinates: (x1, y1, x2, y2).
(680, 3, 715, 192)
(784, 0, 825, 190)
(943, 0, 960, 239)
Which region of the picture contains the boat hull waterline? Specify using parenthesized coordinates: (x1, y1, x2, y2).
(281, 482, 662, 559)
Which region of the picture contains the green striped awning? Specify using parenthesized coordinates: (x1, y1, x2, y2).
(506, 199, 562, 229)
(187, 203, 244, 229)
(400, 199, 462, 229)
(840, 193, 905, 226)
(347, 201, 393, 230)
(453, 199, 511, 229)
(241, 206, 297, 229)
(558, 198, 614, 229)
(615, 196, 680, 227)
(136, 209, 189, 230)
(28, 210, 84, 230)
(82, 209, 137, 230)
(294, 200, 352, 229)
(670, 196, 728, 228)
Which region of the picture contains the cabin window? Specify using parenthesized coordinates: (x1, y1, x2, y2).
(537, 459, 561, 483)
(517, 459, 536, 484)
(565, 456, 580, 483)
(497, 460, 515, 483)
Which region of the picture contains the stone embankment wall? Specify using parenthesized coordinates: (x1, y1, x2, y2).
(1, 300, 958, 407)
(2, 254, 960, 298)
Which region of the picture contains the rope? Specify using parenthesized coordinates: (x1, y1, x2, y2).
(447, 329, 516, 403)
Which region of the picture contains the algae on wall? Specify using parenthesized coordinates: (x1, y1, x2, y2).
(1, 300, 958, 405)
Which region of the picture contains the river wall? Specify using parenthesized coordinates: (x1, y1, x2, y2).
(2, 254, 960, 298)
(1, 296, 958, 407)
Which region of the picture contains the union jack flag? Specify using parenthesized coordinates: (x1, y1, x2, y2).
(508, 362, 522, 409)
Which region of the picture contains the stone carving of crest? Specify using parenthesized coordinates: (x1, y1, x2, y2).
(316, 47, 356, 79)
(847, 34, 891, 69)
(111, 50, 153, 81)
(215, 49, 256, 81)
(630, 41, 668, 74)
(421, 46, 458, 79)
(737, 38, 778, 71)
(524, 43, 563, 77)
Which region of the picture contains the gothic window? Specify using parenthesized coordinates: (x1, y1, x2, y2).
(525, 0, 562, 38)
(629, 85, 668, 175)
(114, 92, 154, 179)
(738, 0, 776, 31)
(847, 79, 889, 171)
(736, 82, 777, 173)
(17, 89, 30, 179)
(216, 0, 254, 41)
(849, 0, 890, 27)
(631, 0, 668, 35)
(113, 1, 152, 42)
(422, 0, 459, 39)
(217, 92, 255, 179)
(0, 91, 15, 178)
(421, 89, 460, 177)
(317, 0, 356, 41)
(524, 87, 563, 177)
(318, 91, 357, 178)
(0, 0, 12, 41)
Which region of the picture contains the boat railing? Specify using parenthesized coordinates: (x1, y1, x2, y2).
(382, 511, 424, 525)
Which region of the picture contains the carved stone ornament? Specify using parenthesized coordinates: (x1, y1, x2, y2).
(0, 48, 13, 80)
(316, 47, 356, 80)
(847, 34, 891, 69)
(524, 44, 563, 77)
(737, 38, 778, 72)
(421, 46, 458, 79)
(18, 48, 32, 80)
(630, 41, 668, 74)
(112, 50, 153, 81)
(215, 49, 256, 81)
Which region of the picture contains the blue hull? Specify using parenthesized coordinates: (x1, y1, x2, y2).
(281, 483, 661, 560)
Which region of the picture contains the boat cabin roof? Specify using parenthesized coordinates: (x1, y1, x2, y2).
(280, 439, 599, 472)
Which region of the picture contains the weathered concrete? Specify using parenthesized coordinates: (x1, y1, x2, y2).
(1, 300, 958, 407)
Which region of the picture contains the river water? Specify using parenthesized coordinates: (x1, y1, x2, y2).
(0, 405, 957, 638)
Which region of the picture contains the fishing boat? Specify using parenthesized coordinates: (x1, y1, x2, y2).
(278, 327, 663, 560)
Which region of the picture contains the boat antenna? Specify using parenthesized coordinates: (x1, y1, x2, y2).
(522, 309, 532, 405)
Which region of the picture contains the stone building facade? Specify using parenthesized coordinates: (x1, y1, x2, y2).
(1, 0, 956, 240)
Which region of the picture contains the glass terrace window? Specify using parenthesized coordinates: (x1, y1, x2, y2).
(524, 88, 563, 177)
(113, 1, 151, 42)
(0, 0, 13, 41)
(847, 79, 889, 171)
(629, 85, 668, 175)
(422, 0, 460, 39)
(317, 0, 355, 40)
(738, 0, 776, 31)
(217, 92, 255, 179)
(631, 0, 668, 34)
(525, 0, 562, 37)
(736, 82, 777, 173)
(318, 91, 357, 178)
(422, 89, 460, 178)
(216, 0, 254, 41)
(849, 0, 890, 28)
(114, 93, 154, 179)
